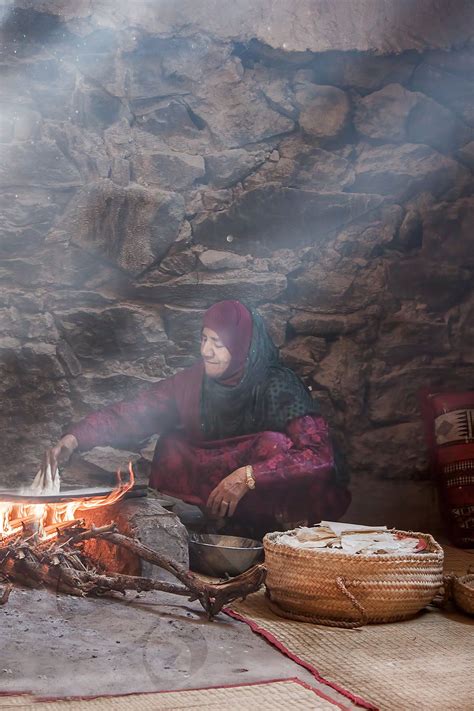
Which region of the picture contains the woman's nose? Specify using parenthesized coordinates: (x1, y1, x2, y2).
(201, 340, 214, 358)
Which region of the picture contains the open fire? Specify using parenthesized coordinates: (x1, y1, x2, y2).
(0, 464, 265, 617)
(0, 464, 135, 543)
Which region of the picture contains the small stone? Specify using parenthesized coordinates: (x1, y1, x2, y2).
(298, 85, 350, 139)
(198, 250, 248, 270)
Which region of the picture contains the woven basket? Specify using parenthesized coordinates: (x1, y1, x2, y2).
(452, 574, 474, 616)
(263, 529, 444, 627)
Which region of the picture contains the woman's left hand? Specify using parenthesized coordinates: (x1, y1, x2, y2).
(206, 467, 249, 518)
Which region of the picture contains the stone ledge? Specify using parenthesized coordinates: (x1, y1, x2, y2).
(13, 1, 474, 54)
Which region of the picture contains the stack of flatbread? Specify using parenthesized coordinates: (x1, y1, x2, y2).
(277, 521, 424, 555)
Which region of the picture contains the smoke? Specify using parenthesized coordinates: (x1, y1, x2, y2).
(0, 0, 473, 490)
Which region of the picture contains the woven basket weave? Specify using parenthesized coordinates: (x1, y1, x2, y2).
(452, 574, 474, 616)
(263, 529, 444, 627)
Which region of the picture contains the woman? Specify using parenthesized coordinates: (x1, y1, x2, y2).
(44, 301, 350, 537)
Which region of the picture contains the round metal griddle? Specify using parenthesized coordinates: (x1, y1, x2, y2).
(0, 486, 116, 504)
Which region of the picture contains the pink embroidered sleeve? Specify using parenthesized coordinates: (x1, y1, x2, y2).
(67, 377, 180, 451)
(251, 415, 334, 487)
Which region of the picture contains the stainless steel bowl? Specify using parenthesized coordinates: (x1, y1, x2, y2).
(188, 533, 264, 577)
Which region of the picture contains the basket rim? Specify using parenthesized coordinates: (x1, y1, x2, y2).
(263, 528, 444, 560)
(454, 573, 474, 590)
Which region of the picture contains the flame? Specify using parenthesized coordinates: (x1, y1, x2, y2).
(0, 462, 135, 542)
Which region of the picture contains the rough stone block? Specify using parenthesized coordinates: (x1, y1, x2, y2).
(420, 197, 474, 268)
(188, 68, 294, 148)
(192, 186, 385, 255)
(133, 150, 205, 191)
(58, 179, 185, 276)
(412, 61, 474, 126)
(162, 304, 205, 352)
(198, 249, 249, 270)
(354, 83, 472, 150)
(290, 310, 374, 337)
(368, 364, 474, 425)
(387, 257, 472, 310)
(82, 498, 190, 582)
(314, 52, 417, 91)
(351, 143, 469, 199)
(204, 149, 266, 188)
(298, 84, 350, 139)
(55, 303, 167, 360)
(0, 140, 82, 189)
(280, 335, 327, 374)
(135, 269, 287, 308)
(375, 305, 450, 364)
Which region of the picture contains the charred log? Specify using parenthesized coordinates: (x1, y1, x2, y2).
(0, 522, 265, 618)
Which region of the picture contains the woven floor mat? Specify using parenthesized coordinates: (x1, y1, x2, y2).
(226, 546, 474, 711)
(0, 679, 341, 710)
(443, 544, 474, 575)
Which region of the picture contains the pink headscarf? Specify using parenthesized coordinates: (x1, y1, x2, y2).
(202, 300, 253, 385)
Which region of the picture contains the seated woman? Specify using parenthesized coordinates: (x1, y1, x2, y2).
(44, 300, 350, 538)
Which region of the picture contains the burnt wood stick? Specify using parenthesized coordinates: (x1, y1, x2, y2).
(55, 567, 190, 597)
(83, 572, 191, 597)
(65, 523, 117, 545)
(40, 545, 190, 597)
(68, 528, 190, 583)
(9, 553, 83, 596)
(85, 530, 214, 591)
(84, 530, 266, 617)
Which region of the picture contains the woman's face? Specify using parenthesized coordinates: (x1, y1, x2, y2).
(201, 327, 232, 379)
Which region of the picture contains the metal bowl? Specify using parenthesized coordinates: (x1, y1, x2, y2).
(188, 533, 264, 577)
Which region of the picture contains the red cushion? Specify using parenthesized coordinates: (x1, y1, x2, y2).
(421, 389, 474, 548)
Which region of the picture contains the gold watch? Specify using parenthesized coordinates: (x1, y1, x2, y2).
(245, 464, 256, 490)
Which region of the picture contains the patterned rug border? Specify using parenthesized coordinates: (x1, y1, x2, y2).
(0, 677, 342, 707)
(224, 608, 377, 710)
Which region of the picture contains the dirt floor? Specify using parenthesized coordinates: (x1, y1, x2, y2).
(0, 459, 353, 705)
(0, 585, 355, 707)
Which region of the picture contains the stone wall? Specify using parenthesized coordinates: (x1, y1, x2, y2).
(0, 2, 473, 527)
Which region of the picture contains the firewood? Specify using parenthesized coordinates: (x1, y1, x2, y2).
(71, 528, 266, 617)
(0, 522, 265, 617)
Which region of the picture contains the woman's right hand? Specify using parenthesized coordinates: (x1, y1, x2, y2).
(31, 435, 78, 494)
(42, 434, 78, 478)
